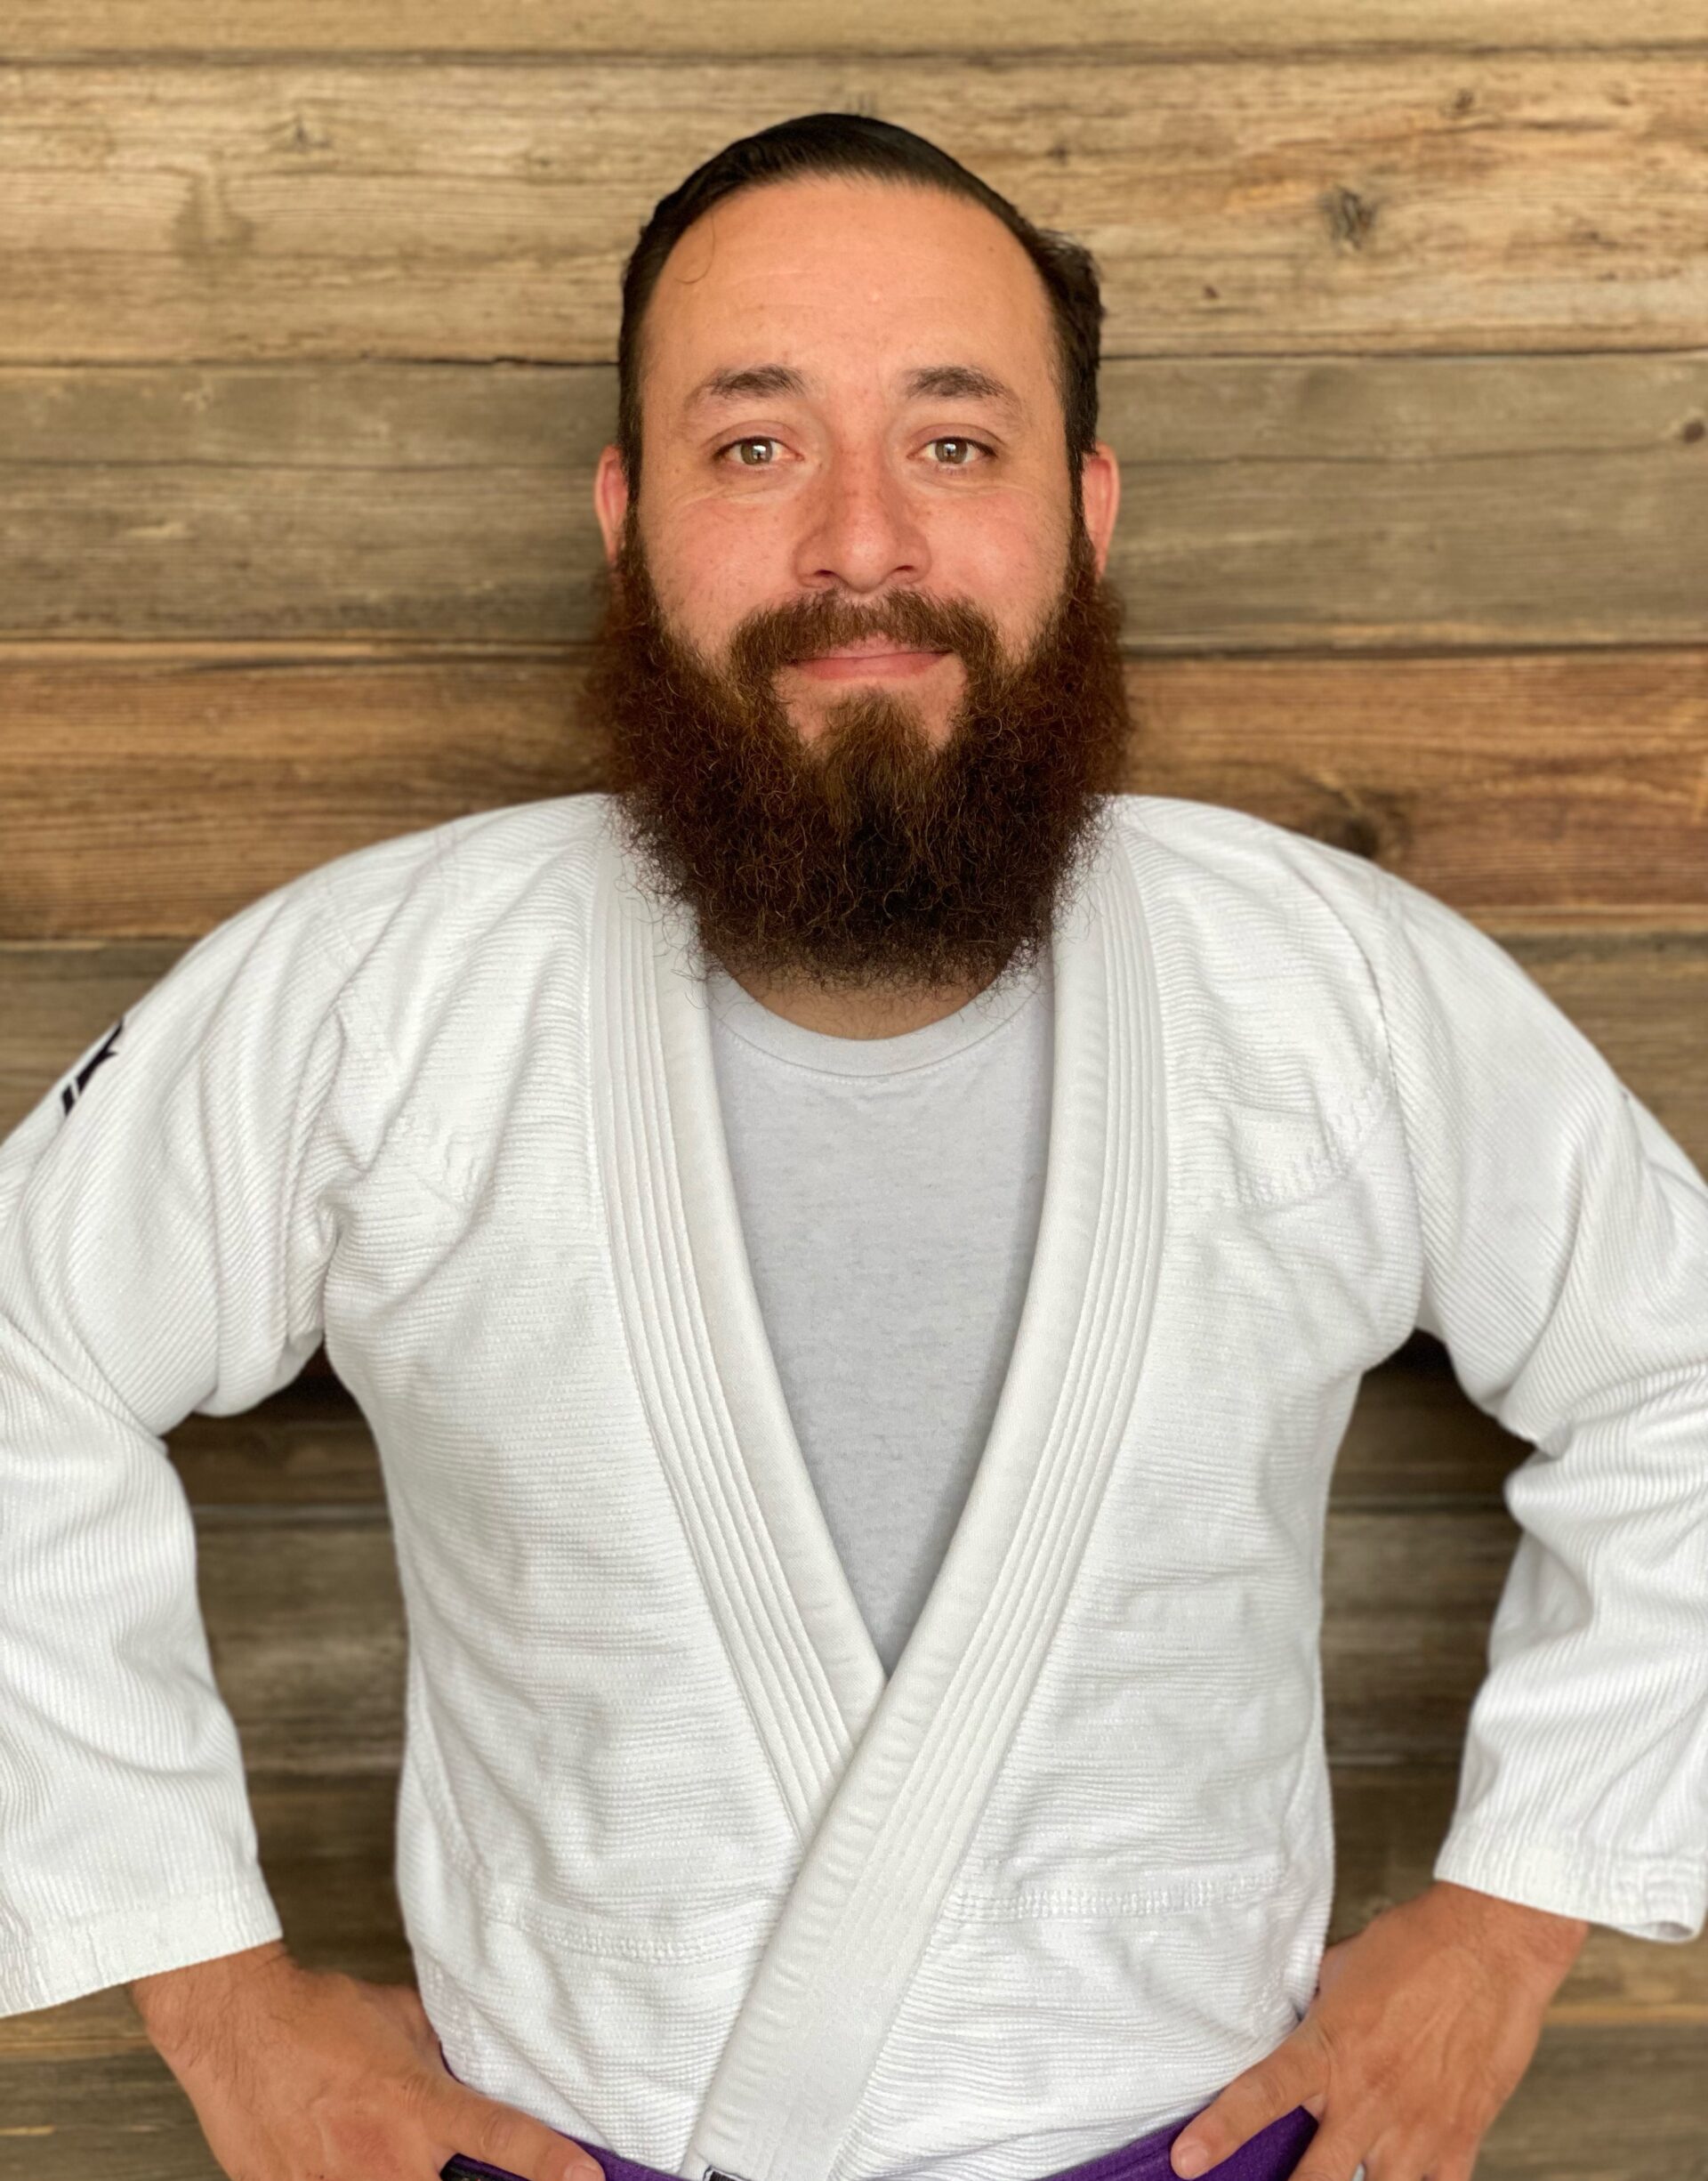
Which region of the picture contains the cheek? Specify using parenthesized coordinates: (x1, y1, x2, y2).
(645, 498, 795, 656)
(926, 497, 1067, 638)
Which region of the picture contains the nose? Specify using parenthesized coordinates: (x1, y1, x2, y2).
(790, 440, 931, 597)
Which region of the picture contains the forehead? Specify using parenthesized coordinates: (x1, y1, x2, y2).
(640, 175, 1059, 417)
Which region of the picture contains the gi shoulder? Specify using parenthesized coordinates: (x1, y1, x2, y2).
(304, 792, 611, 1070)
(1102, 794, 1398, 1210)
(302, 793, 615, 1208)
(306, 793, 608, 957)
(6, 813, 459, 1225)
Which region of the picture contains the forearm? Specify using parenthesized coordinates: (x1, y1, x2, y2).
(131, 1939, 294, 2058)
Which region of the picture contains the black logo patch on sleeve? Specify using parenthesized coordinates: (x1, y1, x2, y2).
(60, 1016, 125, 1118)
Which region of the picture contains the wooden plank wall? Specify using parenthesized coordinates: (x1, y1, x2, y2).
(1, 4, 1705, 2172)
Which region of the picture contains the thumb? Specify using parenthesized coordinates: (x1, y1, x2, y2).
(434, 2086, 607, 2181)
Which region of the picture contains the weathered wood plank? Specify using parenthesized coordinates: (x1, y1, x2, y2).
(1, 2023, 1704, 2177)
(0, 1778, 412, 2069)
(1, 1762, 1700, 2075)
(0, 943, 175, 1119)
(0, 639, 1705, 939)
(0, 1324, 1544, 1515)
(166, 1373, 383, 1506)
(0, 1333, 1560, 1515)
(192, 1516, 407, 1773)
(1466, 2031, 1708, 2174)
(157, 1338, 1537, 1515)
(4, 357, 1705, 646)
(96, 1337, 1527, 1516)
(172, 1329, 1708, 1519)
(0, 1494, 1588, 1772)
(1331, 1337, 1518, 1508)
(1321, 1508, 1523, 1760)
(1327, 1768, 1708, 2024)
(1124, 647, 1708, 906)
(9, 1, 1708, 58)
(0, 650, 606, 940)
(1, 59, 1705, 362)
(6, 921, 1702, 1173)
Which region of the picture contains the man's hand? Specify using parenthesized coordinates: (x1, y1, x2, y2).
(130, 1941, 604, 2181)
(1166, 1881, 1590, 2181)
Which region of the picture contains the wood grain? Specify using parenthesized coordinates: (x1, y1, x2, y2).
(0, 1423, 1613, 1772)
(0, 640, 1704, 938)
(4, 357, 1705, 648)
(0, 2023, 1703, 2177)
(188, 1499, 1497, 1773)
(0, 1776, 412, 2065)
(2, 59, 1705, 362)
(1326, 1767, 1708, 2024)
(3, 11, 1704, 2164)
(2, 1762, 1702, 2065)
(126, 1337, 1539, 1515)
(9, 1, 1708, 57)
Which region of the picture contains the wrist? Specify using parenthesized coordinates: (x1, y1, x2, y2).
(1429, 1879, 1590, 1976)
(130, 1939, 294, 2054)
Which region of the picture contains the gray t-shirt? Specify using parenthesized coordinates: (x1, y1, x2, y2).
(705, 952, 1053, 1676)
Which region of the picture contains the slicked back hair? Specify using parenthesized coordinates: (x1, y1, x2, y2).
(615, 112, 1105, 497)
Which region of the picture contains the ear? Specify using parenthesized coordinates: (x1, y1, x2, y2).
(1078, 440, 1120, 577)
(594, 444, 631, 565)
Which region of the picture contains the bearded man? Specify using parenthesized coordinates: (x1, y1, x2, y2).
(4, 110, 1706, 2181)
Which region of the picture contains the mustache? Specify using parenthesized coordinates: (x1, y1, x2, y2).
(723, 586, 1003, 682)
(588, 516, 1132, 993)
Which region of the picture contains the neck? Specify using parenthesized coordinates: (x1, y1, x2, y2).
(717, 962, 1002, 1039)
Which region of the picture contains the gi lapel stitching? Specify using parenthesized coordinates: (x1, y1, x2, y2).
(675, 820, 1170, 2181)
(591, 828, 865, 1841)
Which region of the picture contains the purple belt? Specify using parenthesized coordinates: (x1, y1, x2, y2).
(439, 2099, 1317, 2181)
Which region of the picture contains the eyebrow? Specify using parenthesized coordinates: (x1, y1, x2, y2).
(903, 365, 1024, 416)
(686, 364, 809, 409)
(683, 361, 1025, 419)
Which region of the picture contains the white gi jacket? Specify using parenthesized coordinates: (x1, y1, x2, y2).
(2, 792, 1705, 2181)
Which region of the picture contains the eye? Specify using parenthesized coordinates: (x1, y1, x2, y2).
(926, 436, 993, 467)
(718, 437, 782, 467)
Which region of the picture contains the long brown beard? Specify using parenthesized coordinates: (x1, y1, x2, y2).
(584, 510, 1132, 998)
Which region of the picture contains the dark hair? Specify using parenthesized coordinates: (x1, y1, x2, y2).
(615, 112, 1105, 493)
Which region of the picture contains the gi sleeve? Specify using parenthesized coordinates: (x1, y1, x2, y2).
(1371, 868, 1708, 1943)
(0, 866, 367, 2015)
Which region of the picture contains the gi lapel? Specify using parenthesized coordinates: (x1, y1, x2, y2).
(589, 804, 1169, 2181)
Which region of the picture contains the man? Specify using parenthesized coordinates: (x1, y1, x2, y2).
(1, 112, 1704, 2181)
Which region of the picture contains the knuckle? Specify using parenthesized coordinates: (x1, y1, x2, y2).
(1304, 2017, 1344, 2072)
(463, 2103, 553, 2169)
(1293, 2146, 1361, 2181)
(1437, 2127, 1486, 2174)
(1358, 2128, 1438, 2181)
(395, 2065, 445, 2121)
